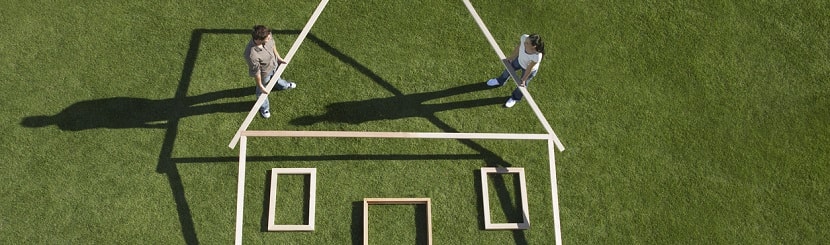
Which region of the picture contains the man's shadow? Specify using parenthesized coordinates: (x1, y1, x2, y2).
(291, 83, 503, 125)
(20, 87, 251, 131)
(18, 28, 262, 245)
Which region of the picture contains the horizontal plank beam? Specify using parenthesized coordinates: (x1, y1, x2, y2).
(241, 130, 551, 140)
(363, 198, 431, 205)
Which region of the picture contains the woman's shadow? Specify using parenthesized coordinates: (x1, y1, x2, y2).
(20, 87, 253, 131)
(291, 82, 505, 125)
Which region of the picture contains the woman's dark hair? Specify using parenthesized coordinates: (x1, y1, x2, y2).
(528, 34, 545, 55)
(251, 25, 271, 41)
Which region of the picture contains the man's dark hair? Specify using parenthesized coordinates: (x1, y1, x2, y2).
(252, 25, 271, 41)
(528, 34, 545, 55)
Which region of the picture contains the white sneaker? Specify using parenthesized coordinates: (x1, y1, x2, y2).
(486, 79, 500, 87)
(261, 110, 271, 118)
(287, 82, 297, 89)
(504, 98, 517, 108)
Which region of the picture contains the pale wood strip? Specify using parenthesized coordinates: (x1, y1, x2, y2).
(234, 137, 248, 245)
(241, 130, 551, 140)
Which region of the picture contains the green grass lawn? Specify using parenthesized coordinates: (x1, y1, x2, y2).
(2, 0, 828, 244)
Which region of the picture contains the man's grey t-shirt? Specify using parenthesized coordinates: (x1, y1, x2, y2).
(244, 38, 276, 78)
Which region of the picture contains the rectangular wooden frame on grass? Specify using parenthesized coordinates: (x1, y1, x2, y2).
(267, 168, 317, 231)
(363, 198, 432, 245)
(480, 167, 530, 230)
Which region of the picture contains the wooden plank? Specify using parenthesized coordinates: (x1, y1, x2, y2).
(363, 199, 369, 245)
(234, 136, 247, 245)
(229, 0, 331, 149)
(241, 130, 551, 140)
(518, 85, 565, 151)
(549, 140, 563, 245)
(364, 198, 431, 204)
(426, 198, 432, 244)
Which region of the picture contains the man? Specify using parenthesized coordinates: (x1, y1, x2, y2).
(244, 25, 296, 118)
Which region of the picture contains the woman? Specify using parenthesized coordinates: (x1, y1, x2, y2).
(486, 34, 544, 108)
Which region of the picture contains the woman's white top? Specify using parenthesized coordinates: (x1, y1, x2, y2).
(517, 34, 542, 71)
